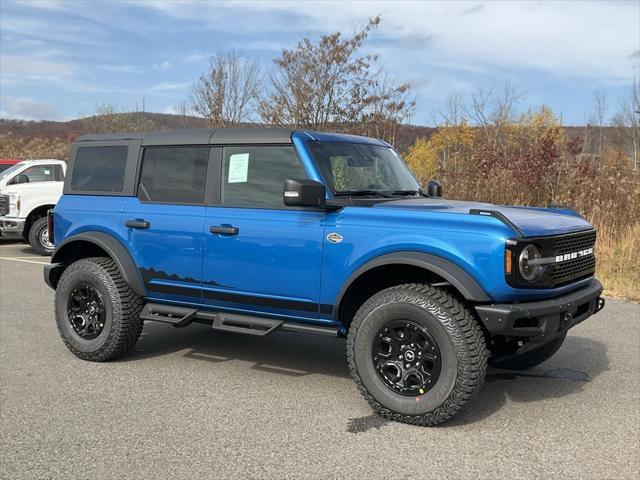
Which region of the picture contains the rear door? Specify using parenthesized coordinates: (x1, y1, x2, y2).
(202, 145, 326, 319)
(121, 146, 213, 304)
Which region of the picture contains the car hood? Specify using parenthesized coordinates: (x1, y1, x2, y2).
(374, 199, 593, 237)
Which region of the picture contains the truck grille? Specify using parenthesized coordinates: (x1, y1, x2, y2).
(0, 195, 8, 216)
(550, 230, 597, 285)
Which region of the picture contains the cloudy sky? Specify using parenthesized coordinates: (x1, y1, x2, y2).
(1, 0, 638, 125)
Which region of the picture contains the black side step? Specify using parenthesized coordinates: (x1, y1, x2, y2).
(142, 303, 341, 337)
(140, 303, 197, 328)
(209, 312, 283, 336)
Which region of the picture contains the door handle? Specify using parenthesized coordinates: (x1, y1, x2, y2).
(125, 219, 150, 229)
(210, 225, 239, 235)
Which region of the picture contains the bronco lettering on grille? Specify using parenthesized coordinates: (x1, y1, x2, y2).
(555, 247, 594, 263)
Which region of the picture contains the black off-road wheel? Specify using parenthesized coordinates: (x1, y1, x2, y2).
(347, 284, 489, 426)
(55, 257, 144, 362)
(489, 333, 567, 370)
(28, 216, 54, 256)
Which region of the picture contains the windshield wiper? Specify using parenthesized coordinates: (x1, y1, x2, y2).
(334, 190, 393, 198)
(391, 189, 428, 197)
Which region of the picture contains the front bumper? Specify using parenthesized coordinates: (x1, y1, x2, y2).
(0, 216, 25, 237)
(475, 279, 604, 338)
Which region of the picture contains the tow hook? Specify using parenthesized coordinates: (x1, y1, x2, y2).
(560, 312, 572, 330)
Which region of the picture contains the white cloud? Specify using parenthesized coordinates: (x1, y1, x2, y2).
(147, 81, 191, 92)
(139, 0, 638, 82)
(153, 61, 172, 70)
(97, 64, 144, 74)
(0, 96, 61, 120)
(1, 13, 111, 46)
(184, 52, 212, 63)
(0, 55, 76, 82)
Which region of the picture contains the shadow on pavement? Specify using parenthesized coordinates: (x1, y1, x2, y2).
(128, 324, 609, 426)
(448, 335, 609, 426)
(129, 321, 351, 379)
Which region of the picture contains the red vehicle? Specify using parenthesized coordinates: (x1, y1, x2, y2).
(0, 159, 22, 174)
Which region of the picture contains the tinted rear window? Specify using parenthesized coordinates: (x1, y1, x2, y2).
(71, 146, 128, 192)
(139, 147, 209, 204)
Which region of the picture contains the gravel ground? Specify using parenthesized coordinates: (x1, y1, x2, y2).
(1, 240, 639, 479)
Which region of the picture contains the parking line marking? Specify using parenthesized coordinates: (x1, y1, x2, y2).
(0, 257, 49, 265)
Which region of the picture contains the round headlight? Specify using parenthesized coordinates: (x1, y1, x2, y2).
(518, 244, 543, 282)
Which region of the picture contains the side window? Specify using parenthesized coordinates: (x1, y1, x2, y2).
(71, 146, 128, 192)
(18, 165, 59, 183)
(139, 147, 209, 204)
(221, 146, 306, 209)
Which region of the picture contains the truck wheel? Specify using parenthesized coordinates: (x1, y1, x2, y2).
(489, 333, 567, 370)
(347, 284, 488, 426)
(28, 216, 54, 256)
(55, 257, 144, 362)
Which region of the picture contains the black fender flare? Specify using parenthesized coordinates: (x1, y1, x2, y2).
(335, 251, 492, 313)
(50, 231, 146, 296)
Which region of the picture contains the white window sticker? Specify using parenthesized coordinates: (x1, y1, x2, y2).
(228, 153, 249, 183)
(44, 169, 51, 175)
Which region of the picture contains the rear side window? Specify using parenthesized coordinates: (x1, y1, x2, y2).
(139, 147, 209, 204)
(71, 146, 128, 192)
(221, 146, 306, 208)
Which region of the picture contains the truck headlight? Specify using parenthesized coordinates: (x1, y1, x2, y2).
(8, 193, 20, 217)
(518, 244, 543, 282)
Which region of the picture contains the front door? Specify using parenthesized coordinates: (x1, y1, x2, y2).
(203, 145, 325, 319)
(121, 146, 211, 304)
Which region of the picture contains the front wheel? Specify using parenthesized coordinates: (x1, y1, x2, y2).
(347, 284, 488, 426)
(55, 257, 144, 361)
(28, 216, 54, 256)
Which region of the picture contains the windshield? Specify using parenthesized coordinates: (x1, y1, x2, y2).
(0, 162, 25, 182)
(307, 142, 420, 194)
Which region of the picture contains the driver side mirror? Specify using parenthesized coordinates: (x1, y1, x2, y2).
(426, 179, 442, 197)
(283, 179, 326, 208)
(8, 174, 29, 185)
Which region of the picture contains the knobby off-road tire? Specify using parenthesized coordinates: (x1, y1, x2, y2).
(347, 284, 489, 426)
(55, 257, 144, 361)
(28, 216, 54, 256)
(489, 333, 567, 370)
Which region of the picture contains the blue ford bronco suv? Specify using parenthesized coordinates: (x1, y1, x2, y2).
(45, 128, 605, 426)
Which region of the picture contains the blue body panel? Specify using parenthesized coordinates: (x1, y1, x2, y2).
(53, 130, 598, 328)
(201, 206, 328, 322)
(54, 194, 127, 249)
(120, 197, 206, 305)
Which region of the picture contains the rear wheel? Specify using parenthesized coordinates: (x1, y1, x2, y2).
(347, 284, 488, 426)
(28, 216, 53, 256)
(489, 333, 567, 370)
(55, 257, 144, 361)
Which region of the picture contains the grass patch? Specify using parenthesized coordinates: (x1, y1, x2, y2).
(593, 221, 640, 302)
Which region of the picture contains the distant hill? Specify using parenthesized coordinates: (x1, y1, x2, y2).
(0, 113, 619, 153)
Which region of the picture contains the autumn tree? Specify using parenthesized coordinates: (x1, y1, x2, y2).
(260, 16, 415, 143)
(612, 80, 640, 169)
(190, 51, 263, 127)
(82, 102, 158, 133)
(592, 89, 608, 155)
(0, 134, 70, 160)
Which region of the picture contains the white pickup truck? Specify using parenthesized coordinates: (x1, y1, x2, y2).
(0, 159, 66, 255)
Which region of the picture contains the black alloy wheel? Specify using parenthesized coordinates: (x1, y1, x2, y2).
(372, 320, 442, 396)
(67, 284, 106, 340)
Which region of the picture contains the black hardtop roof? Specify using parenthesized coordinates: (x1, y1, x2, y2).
(75, 127, 296, 145)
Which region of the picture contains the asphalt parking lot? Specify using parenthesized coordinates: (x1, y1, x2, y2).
(0, 239, 638, 479)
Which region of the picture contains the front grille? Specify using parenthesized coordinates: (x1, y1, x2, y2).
(550, 230, 597, 285)
(0, 195, 8, 216)
(552, 230, 597, 255)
